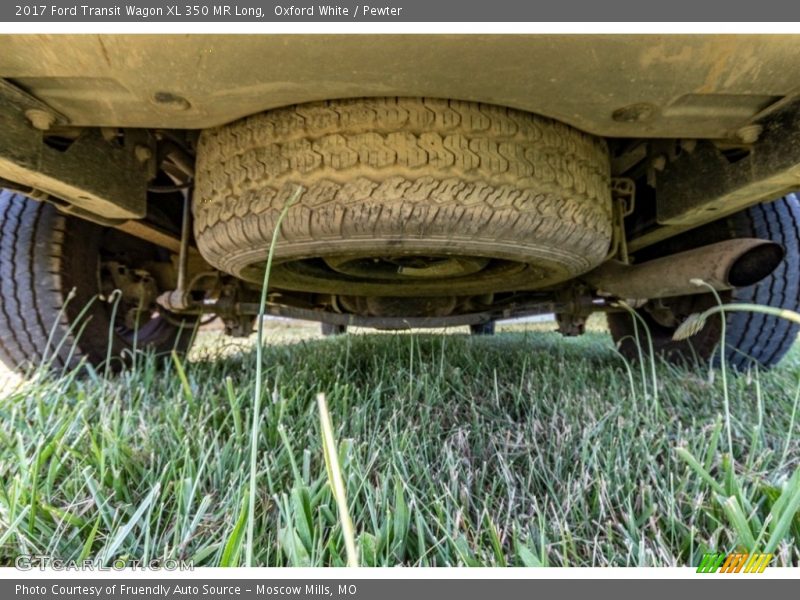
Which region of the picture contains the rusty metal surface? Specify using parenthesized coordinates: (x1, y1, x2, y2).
(1, 35, 799, 139)
(116, 220, 182, 253)
(584, 238, 782, 299)
(234, 297, 571, 328)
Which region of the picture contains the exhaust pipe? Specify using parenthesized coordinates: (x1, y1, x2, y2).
(585, 238, 783, 300)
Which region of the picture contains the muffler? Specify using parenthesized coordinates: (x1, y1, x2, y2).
(584, 238, 783, 300)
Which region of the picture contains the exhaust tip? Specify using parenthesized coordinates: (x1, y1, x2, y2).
(728, 242, 784, 288)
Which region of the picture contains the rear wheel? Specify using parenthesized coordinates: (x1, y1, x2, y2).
(608, 194, 800, 369)
(0, 191, 196, 373)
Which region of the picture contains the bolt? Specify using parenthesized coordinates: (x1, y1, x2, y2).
(25, 108, 56, 131)
(736, 124, 763, 144)
(134, 145, 153, 163)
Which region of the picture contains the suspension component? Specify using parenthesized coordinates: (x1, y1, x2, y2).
(156, 187, 193, 311)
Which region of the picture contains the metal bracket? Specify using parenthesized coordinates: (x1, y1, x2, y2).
(0, 79, 150, 220)
(156, 188, 193, 310)
(629, 100, 800, 252)
(607, 177, 635, 263)
(156, 288, 604, 329)
(233, 299, 567, 329)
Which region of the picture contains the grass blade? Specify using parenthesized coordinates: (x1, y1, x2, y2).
(246, 185, 303, 567)
(97, 483, 160, 565)
(317, 392, 358, 567)
(221, 491, 249, 567)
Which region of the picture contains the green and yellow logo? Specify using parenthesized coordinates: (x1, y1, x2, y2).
(696, 552, 773, 573)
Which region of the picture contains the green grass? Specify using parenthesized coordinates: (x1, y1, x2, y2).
(0, 324, 799, 567)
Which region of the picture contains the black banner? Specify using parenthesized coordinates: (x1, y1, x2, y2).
(3, 579, 798, 600)
(3, 0, 800, 22)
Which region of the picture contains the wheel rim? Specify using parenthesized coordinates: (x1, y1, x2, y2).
(254, 252, 544, 297)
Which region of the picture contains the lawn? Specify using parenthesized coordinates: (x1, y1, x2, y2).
(0, 319, 798, 567)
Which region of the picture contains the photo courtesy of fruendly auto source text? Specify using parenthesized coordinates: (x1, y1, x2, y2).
(0, 1, 798, 597)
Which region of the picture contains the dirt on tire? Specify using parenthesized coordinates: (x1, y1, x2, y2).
(193, 97, 612, 297)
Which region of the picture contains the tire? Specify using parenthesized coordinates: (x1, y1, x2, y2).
(0, 191, 196, 374)
(608, 194, 800, 370)
(194, 97, 611, 298)
(470, 322, 495, 335)
(321, 323, 347, 336)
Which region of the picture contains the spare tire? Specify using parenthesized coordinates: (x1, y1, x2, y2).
(193, 97, 611, 297)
